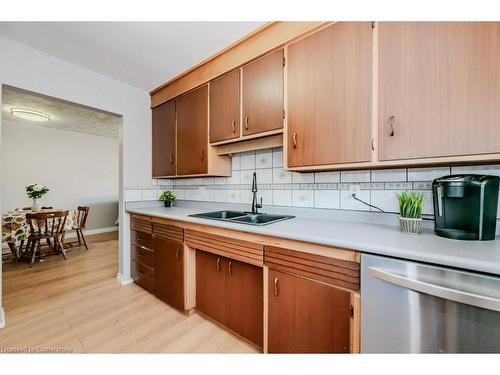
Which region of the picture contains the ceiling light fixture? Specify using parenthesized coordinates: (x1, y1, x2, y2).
(10, 108, 51, 122)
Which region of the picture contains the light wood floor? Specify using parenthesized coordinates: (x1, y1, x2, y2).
(0, 232, 257, 353)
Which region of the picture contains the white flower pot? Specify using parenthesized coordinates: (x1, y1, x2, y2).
(31, 198, 41, 212)
(399, 217, 422, 234)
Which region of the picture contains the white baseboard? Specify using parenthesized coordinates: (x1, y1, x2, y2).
(2, 226, 118, 249)
(0, 307, 5, 329)
(116, 273, 133, 285)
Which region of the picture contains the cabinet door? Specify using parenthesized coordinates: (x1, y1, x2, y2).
(152, 100, 176, 177)
(287, 22, 372, 167)
(196, 250, 226, 324)
(176, 85, 209, 175)
(379, 22, 500, 161)
(225, 259, 263, 347)
(154, 237, 184, 310)
(268, 269, 351, 353)
(242, 49, 284, 136)
(210, 70, 240, 143)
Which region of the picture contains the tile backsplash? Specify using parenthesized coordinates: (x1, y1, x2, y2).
(124, 147, 500, 219)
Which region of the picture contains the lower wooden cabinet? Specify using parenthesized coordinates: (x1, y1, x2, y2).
(268, 269, 351, 353)
(154, 236, 184, 311)
(196, 250, 263, 348)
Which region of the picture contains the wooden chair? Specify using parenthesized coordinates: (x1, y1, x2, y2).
(74, 206, 90, 250)
(25, 211, 68, 265)
(41, 206, 53, 209)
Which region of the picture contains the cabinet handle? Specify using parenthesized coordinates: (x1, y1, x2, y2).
(292, 133, 298, 149)
(245, 116, 249, 130)
(176, 249, 181, 261)
(139, 270, 144, 275)
(371, 138, 375, 151)
(389, 115, 395, 137)
(228, 260, 232, 276)
(231, 120, 236, 133)
(216, 257, 221, 271)
(138, 252, 144, 257)
(274, 277, 279, 296)
(170, 154, 175, 165)
(201, 149, 205, 161)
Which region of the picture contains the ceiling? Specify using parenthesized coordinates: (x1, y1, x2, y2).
(2, 86, 121, 138)
(0, 22, 265, 91)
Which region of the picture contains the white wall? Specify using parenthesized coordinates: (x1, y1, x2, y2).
(1, 122, 119, 230)
(0, 35, 152, 327)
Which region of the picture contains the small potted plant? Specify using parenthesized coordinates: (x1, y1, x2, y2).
(159, 190, 176, 207)
(26, 183, 50, 212)
(397, 192, 424, 234)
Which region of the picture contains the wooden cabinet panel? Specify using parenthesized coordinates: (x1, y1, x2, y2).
(379, 22, 500, 161)
(154, 237, 184, 310)
(131, 260, 154, 292)
(131, 245, 154, 269)
(225, 259, 263, 348)
(131, 229, 153, 250)
(268, 269, 351, 353)
(210, 70, 240, 143)
(152, 100, 176, 177)
(196, 250, 227, 325)
(176, 85, 209, 175)
(242, 49, 284, 136)
(287, 22, 372, 167)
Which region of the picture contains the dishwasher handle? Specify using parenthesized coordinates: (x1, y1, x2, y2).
(368, 267, 500, 313)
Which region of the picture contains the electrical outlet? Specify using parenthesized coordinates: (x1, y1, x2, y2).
(349, 184, 361, 198)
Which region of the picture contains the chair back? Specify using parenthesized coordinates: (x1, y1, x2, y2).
(77, 206, 90, 229)
(26, 211, 68, 237)
(41, 206, 53, 210)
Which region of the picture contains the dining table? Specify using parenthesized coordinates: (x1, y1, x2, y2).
(2, 208, 77, 260)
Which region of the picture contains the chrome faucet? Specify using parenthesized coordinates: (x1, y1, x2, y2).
(251, 172, 263, 214)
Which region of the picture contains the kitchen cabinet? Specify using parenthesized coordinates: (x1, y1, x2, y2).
(196, 250, 263, 347)
(152, 99, 176, 177)
(287, 22, 372, 168)
(130, 215, 154, 293)
(378, 22, 500, 161)
(154, 237, 184, 310)
(176, 85, 209, 175)
(225, 258, 263, 347)
(209, 69, 240, 143)
(268, 269, 351, 353)
(242, 49, 284, 136)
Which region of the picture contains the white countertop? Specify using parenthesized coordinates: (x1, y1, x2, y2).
(126, 205, 500, 276)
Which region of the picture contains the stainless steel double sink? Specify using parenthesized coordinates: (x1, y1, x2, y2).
(189, 210, 294, 226)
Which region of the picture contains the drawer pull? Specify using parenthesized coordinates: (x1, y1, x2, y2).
(138, 252, 144, 257)
(231, 120, 236, 133)
(245, 116, 249, 130)
(292, 133, 298, 149)
(216, 257, 221, 271)
(274, 277, 279, 296)
(176, 248, 181, 261)
(228, 260, 232, 276)
(170, 154, 175, 165)
(201, 149, 205, 161)
(139, 271, 144, 275)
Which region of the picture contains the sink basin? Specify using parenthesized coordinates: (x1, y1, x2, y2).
(230, 214, 293, 225)
(190, 210, 246, 220)
(189, 210, 294, 226)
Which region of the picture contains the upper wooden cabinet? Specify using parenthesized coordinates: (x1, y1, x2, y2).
(176, 85, 209, 176)
(287, 22, 373, 168)
(378, 22, 500, 161)
(209, 69, 241, 143)
(152, 100, 176, 177)
(242, 49, 284, 136)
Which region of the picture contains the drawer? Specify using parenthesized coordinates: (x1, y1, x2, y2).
(131, 214, 152, 234)
(153, 222, 184, 243)
(265, 245, 360, 291)
(131, 229, 153, 250)
(131, 260, 154, 291)
(185, 229, 263, 266)
(131, 244, 154, 269)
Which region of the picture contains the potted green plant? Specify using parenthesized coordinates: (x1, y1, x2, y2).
(26, 183, 50, 212)
(159, 190, 176, 207)
(397, 192, 424, 234)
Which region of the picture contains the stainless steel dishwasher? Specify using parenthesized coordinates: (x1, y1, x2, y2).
(361, 253, 500, 353)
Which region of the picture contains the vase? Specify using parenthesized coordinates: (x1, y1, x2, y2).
(399, 217, 422, 234)
(31, 198, 41, 212)
(164, 200, 173, 207)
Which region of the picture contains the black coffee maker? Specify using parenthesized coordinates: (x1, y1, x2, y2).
(432, 174, 499, 240)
